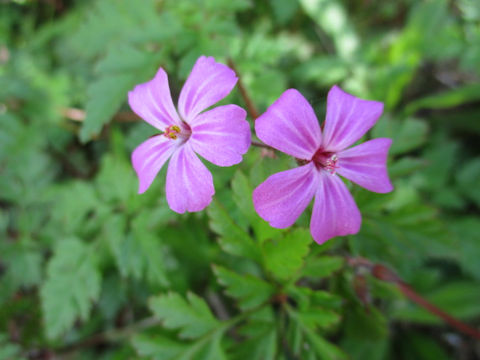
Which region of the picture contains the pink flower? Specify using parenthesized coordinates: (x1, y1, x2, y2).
(253, 86, 393, 244)
(129, 56, 251, 213)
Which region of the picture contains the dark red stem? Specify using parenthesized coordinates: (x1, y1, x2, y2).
(348, 257, 480, 341)
(227, 58, 260, 120)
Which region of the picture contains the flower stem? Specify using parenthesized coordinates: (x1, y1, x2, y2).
(347, 256, 480, 341)
(227, 58, 260, 120)
(251, 140, 273, 150)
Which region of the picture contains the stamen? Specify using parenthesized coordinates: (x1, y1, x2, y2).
(164, 124, 181, 140)
(312, 148, 339, 175)
(324, 154, 339, 174)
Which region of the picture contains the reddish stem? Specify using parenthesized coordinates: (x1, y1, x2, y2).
(227, 58, 260, 120)
(398, 282, 480, 340)
(348, 257, 480, 341)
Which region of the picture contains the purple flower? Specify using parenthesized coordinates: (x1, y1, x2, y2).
(253, 86, 393, 244)
(129, 56, 251, 213)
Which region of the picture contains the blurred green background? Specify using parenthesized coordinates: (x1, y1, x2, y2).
(1, 0, 480, 359)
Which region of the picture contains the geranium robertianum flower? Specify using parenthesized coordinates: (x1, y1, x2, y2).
(253, 86, 393, 244)
(129, 56, 250, 213)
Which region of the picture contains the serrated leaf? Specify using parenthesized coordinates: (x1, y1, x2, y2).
(288, 307, 346, 360)
(231, 170, 280, 242)
(132, 331, 227, 360)
(297, 309, 341, 330)
(104, 214, 169, 286)
(232, 327, 277, 360)
(302, 256, 344, 279)
(149, 292, 219, 339)
(40, 238, 101, 339)
(263, 228, 311, 280)
(207, 199, 260, 260)
(132, 334, 186, 360)
(79, 45, 162, 142)
(287, 286, 343, 313)
(213, 265, 275, 311)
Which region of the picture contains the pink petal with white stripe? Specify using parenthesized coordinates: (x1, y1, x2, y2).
(189, 105, 250, 167)
(255, 89, 322, 160)
(178, 56, 237, 122)
(165, 143, 214, 213)
(253, 163, 319, 228)
(310, 173, 361, 244)
(132, 135, 178, 194)
(322, 86, 383, 152)
(128, 68, 181, 130)
(337, 138, 393, 193)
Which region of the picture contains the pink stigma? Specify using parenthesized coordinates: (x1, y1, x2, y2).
(164, 125, 181, 139)
(312, 148, 339, 174)
(163, 123, 191, 141)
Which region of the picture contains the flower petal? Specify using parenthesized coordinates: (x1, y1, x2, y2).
(337, 138, 393, 193)
(189, 105, 250, 166)
(178, 56, 237, 122)
(255, 89, 322, 160)
(165, 143, 214, 213)
(322, 85, 384, 152)
(128, 68, 181, 130)
(132, 135, 177, 194)
(253, 163, 318, 228)
(310, 173, 361, 244)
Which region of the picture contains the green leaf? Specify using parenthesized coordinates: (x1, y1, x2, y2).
(269, 0, 299, 25)
(132, 332, 227, 360)
(451, 218, 480, 280)
(302, 256, 344, 279)
(405, 83, 480, 115)
(388, 157, 426, 178)
(103, 213, 169, 286)
(149, 292, 219, 339)
(288, 307, 346, 360)
(341, 305, 389, 360)
(1, 244, 42, 289)
(79, 45, 163, 142)
(132, 334, 186, 360)
(372, 117, 429, 156)
(456, 158, 480, 206)
(40, 238, 101, 339)
(400, 332, 450, 360)
(299, 0, 359, 58)
(297, 309, 341, 330)
(212, 265, 275, 311)
(207, 199, 260, 260)
(262, 228, 311, 280)
(231, 170, 281, 243)
(292, 56, 349, 86)
(232, 327, 277, 360)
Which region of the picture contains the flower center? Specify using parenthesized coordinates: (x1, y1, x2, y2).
(312, 148, 339, 174)
(163, 123, 191, 142)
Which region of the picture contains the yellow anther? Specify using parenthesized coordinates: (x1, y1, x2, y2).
(171, 125, 181, 133)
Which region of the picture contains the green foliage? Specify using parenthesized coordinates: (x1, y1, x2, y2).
(80, 45, 164, 142)
(40, 238, 101, 339)
(262, 228, 311, 280)
(213, 265, 275, 311)
(2, 0, 480, 359)
(149, 292, 219, 339)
